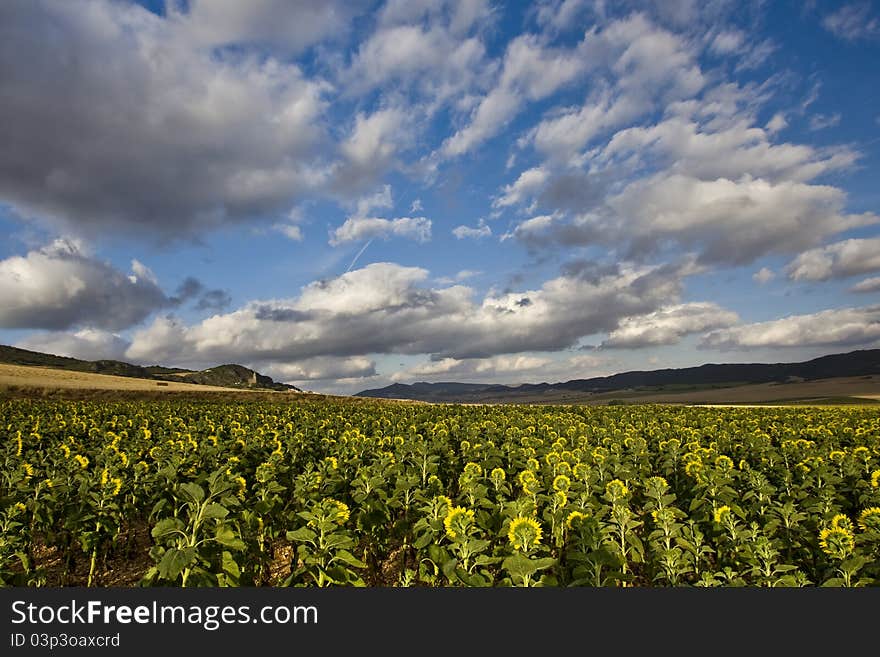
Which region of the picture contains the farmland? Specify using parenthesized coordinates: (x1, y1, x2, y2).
(2, 398, 879, 587)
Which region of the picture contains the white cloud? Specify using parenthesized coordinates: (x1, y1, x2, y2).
(517, 174, 878, 266)
(601, 302, 739, 348)
(169, 0, 365, 53)
(0, 1, 331, 240)
(17, 329, 130, 362)
(0, 239, 167, 331)
(822, 3, 880, 41)
(786, 237, 880, 281)
(441, 32, 589, 158)
(330, 216, 432, 245)
(334, 108, 412, 194)
(709, 30, 745, 55)
(851, 277, 880, 293)
(340, 0, 493, 141)
(753, 267, 775, 284)
(702, 306, 880, 349)
(275, 224, 304, 241)
(125, 260, 691, 365)
(600, 116, 856, 183)
(393, 354, 553, 380)
(765, 112, 788, 135)
(260, 356, 376, 382)
(452, 222, 492, 239)
(493, 167, 549, 208)
(809, 113, 842, 131)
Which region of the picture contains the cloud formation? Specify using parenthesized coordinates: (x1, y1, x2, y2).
(785, 238, 880, 281)
(702, 306, 880, 350)
(0, 0, 331, 240)
(0, 240, 167, 331)
(602, 302, 739, 348)
(125, 260, 692, 366)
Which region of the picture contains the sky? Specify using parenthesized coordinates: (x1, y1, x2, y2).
(1, 0, 879, 394)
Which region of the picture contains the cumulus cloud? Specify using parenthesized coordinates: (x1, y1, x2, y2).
(343, 18, 489, 102)
(493, 167, 549, 208)
(440, 32, 589, 158)
(701, 306, 880, 349)
(125, 260, 692, 366)
(0, 239, 167, 331)
(0, 0, 330, 240)
(602, 302, 739, 348)
(452, 222, 491, 239)
(260, 356, 377, 382)
(330, 216, 432, 245)
(514, 174, 877, 266)
(390, 351, 613, 384)
(785, 238, 880, 281)
(17, 329, 130, 362)
(393, 354, 553, 380)
(523, 14, 705, 163)
(170, 0, 366, 53)
(753, 267, 775, 284)
(599, 116, 856, 183)
(851, 277, 880, 294)
(332, 108, 413, 195)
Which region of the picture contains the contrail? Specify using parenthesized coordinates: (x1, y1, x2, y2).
(345, 238, 373, 273)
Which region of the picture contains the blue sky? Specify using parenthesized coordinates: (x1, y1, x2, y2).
(1, 0, 879, 393)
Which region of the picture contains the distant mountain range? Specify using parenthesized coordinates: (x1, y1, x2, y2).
(0, 345, 300, 392)
(356, 349, 880, 403)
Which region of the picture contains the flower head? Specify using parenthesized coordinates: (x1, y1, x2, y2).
(857, 507, 880, 532)
(605, 479, 629, 503)
(329, 499, 350, 525)
(552, 474, 571, 492)
(714, 505, 732, 524)
(830, 513, 852, 532)
(565, 510, 588, 530)
(444, 506, 475, 541)
(508, 516, 543, 551)
(819, 527, 855, 560)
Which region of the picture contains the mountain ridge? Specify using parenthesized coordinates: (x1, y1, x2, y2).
(0, 345, 300, 392)
(356, 349, 880, 403)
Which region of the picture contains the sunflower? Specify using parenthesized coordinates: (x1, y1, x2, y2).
(605, 479, 629, 503)
(444, 506, 475, 541)
(857, 507, 880, 532)
(508, 516, 543, 551)
(830, 514, 853, 532)
(552, 474, 571, 492)
(328, 499, 350, 525)
(819, 527, 855, 559)
(713, 505, 731, 524)
(565, 510, 588, 530)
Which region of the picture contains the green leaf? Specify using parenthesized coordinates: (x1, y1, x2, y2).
(178, 482, 205, 503)
(214, 526, 246, 551)
(158, 547, 196, 581)
(502, 551, 539, 581)
(286, 527, 317, 543)
(334, 550, 367, 569)
(202, 503, 229, 520)
(151, 517, 185, 540)
(221, 550, 241, 581)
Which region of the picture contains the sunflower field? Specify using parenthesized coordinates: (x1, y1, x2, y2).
(2, 398, 879, 587)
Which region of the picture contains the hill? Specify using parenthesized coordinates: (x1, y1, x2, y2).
(356, 349, 880, 403)
(0, 345, 300, 392)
